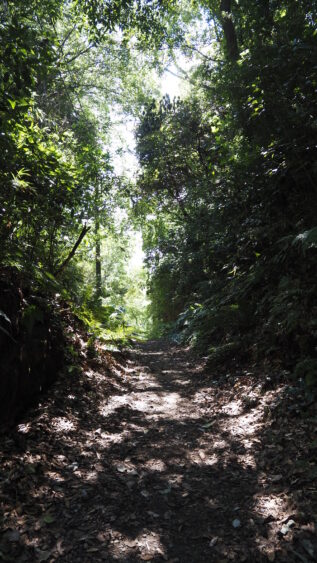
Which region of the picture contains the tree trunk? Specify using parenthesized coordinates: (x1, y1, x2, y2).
(94, 183, 102, 300)
(55, 225, 90, 276)
(220, 0, 239, 61)
(95, 216, 102, 300)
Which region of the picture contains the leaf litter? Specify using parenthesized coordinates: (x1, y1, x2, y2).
(0, 337, 317, 561)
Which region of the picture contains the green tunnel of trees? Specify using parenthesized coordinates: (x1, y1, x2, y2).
(1, 0, 316, 395)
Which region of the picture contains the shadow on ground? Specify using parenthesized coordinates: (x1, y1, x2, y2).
(0, 340, 316, 562)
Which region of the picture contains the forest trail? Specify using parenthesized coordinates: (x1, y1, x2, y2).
(0, 340, 315, 562)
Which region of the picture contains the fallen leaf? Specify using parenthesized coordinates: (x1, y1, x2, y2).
(97, 532, 110, 543)
(280, 519, 295, 535)
(55, 539, 64, 555)
(209, 537, 218, 547)
(124, 539, 137, 548)
(140, 552, 154, 561)
(271, 474, 283, 483)
(35, 549, 51, 561)
(42, 514, 55, 524)
(116, 464, 127, 473)
(201, 421, 214, 429)
(94, 463, 104, 472)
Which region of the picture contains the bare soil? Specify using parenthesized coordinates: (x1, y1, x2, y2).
(0, 338, 316, 562)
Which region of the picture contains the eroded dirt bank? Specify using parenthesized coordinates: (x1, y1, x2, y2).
(0, 339, 316, 562)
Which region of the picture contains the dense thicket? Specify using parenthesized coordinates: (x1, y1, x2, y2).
(1, 1, 101, 275)
(0, 0, 159, 334)
(135, 1, 317, 381)
(1, 0, 316, 387)
(0, 0, 175, 421)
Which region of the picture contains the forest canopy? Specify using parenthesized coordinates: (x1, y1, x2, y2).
(0, 0, 316, 380)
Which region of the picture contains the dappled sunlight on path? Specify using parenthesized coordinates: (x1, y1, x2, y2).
(0, 340, 315, 562)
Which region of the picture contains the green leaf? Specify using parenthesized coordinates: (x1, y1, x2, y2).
(201, 421, 214, 429)
(42, 514, 56, 524)
(8, 99, 16, 109)
(44, 271, 57, 281)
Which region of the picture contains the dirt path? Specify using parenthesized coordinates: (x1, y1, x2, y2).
(0, 340, 316, 562)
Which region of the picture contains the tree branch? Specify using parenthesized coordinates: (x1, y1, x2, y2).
(55, 224, 91, 276)
(183, 44, 218, 63)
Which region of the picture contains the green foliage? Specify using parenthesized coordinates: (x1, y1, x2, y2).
(294, 359, 317, 388)
(206, 342, 241, 371)
(0, 0, 164, 345)
(135, 0, 317, 379)
(1, 0, 316, 382)
(87, 335, 98, 359)
(21, 305, 44, 336)
(75, 226, 151, 339)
